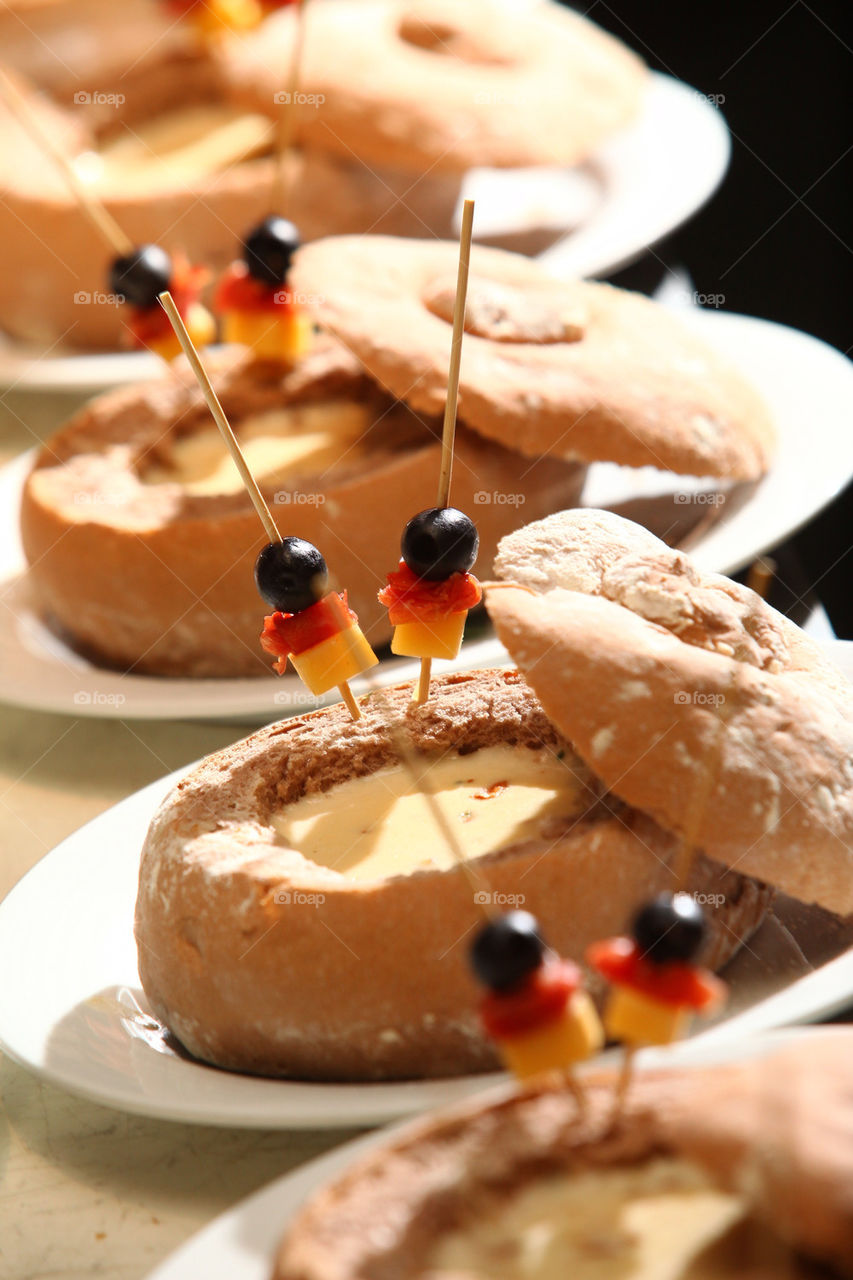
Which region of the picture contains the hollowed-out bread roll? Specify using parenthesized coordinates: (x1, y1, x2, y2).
(135, 669, 771, 1080)
(21, 342, 584, 676)
(273, 1030, 853, 1278)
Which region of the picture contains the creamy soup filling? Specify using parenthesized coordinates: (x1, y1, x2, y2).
(426, 1157, 793, 1279)
(272, 746, 585, 881)
(76, 104, 274, 191)
(140, 401, 371, 495)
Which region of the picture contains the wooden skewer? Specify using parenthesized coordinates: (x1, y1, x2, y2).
(158, 289, 362, 722)
(0, 68, 132, 258)
(412, 197, 475, 707)
(611, 1044, 637, 1123)
(159, 292, 281, 543)
(274, 0, 309, 216)
(746, 557, 776, 601)
(436, 197, 475, 510)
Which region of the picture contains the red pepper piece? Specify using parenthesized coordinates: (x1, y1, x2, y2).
(260, 592, 357, 660)
(586, 937, 725, 1011)
(214, 262, 297, 316)
(125, 253, 209, 348)
(480, 959, 581, 1040)
(378, 561, 482, 625)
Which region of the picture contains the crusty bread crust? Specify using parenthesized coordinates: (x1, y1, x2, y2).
(291, 238, 775, 480)
(273, 1029, 853, 1278)
(135, 670, 770, 1080)
(225, 0, 645, 174)
(488, 510, 853, 913)
(21, 344, 584, 676)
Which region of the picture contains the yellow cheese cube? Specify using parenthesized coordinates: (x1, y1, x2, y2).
(222, 309, 313, 364)
(390, 613, 467, 661)
(498, 992, 604, 1081)
(290, 625, 378, 695)
(147, 302, 216, 362)
(604, 984, 690, 1047)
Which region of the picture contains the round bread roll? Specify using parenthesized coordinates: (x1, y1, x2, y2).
(488, 509, 853, 915)
(273, 1029, 853, 1278)
(225, 0, 645, 173)
(0, 66, 461, 348)
(21, 342, 583, 676)
(135, 669, 771, 1080)
(291, 237, 775, 480)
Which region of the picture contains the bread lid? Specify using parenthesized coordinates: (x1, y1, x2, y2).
(290, 236, 775, 480)
(486, 509, 853, 913)
(275, 1029, 853, 1278)
(224, 0, 645, 173)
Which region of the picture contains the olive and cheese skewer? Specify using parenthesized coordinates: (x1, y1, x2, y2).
(215, 215, 311, 365)
(0, 69, 213, 359)
(158, 291, 376, 720)
(470, 911, 604, 1085)
(378, 199, 480, 705)
(215, 1, 311, 365)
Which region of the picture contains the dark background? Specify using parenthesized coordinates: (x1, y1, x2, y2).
(568, 0, 852, 634)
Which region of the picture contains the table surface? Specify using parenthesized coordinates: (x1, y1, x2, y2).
(0, 393, 357, 1280)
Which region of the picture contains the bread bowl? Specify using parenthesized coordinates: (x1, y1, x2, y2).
(0, 0, 645, 349)
(134, 666, 771, 1079)
(21, 339, 583, 675)
(273, 1029, 853, 1277)
(22, 237, 773, 677)
(134, 511, 852, 1080)
(0, 63, 459, 349)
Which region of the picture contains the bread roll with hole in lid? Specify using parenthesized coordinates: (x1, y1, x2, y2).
(291, 236, 774, 480)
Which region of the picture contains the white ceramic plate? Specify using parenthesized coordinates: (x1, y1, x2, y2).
(0, 74, 727, 395)
(0, 644, 851, 1131)
(1, 305, 851, 721)
(144, 1027, 834, 1280)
